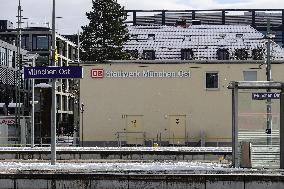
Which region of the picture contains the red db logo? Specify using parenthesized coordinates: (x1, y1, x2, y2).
(91, 69, 104, 78)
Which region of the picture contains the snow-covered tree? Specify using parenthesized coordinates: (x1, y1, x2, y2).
(80, 0, 129, 62)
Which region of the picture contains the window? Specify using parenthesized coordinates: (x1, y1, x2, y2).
(217, 49, 229, 60)
(62, 42, 67, 57)
(252, 48, 264, 60)
(32, 35, 49, 50)
(8, 49, 13, 67)
(36, 55, 50, 66)
(12, 51, 16, 68)
(235, 48, 248, 60)
(181, 48, 194, 60)
(131, 34, 138, 39)
(62, 95, 67, 111)
(56, 95, 61, 109)
(143, 50, 155, 60)
(21, 35, 30, 50)
(126, 49, 139, 59)
(0, 47, 8, 66)
(68, 98, 74, 111)
(206, 72, 219, 89)
(148, 34, 155, 40)
(68, 45, 72, 60)
(236, 33, 243, 38)
(176, 19, 187, 27)
(243, 71, 257, 81)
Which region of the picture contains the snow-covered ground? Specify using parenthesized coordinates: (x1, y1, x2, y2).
(0, 161, 238, 174)
(0, 161, 282, 175)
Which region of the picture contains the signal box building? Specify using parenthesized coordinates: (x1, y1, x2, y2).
(79, 25, 284, 147)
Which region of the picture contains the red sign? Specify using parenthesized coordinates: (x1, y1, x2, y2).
(91, 69, 104, 78)
(0, 119, 15, 125)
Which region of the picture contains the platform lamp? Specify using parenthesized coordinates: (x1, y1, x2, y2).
(22, 17, 29, 28)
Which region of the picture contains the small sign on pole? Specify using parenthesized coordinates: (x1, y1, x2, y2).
(252, 92, 280, 100)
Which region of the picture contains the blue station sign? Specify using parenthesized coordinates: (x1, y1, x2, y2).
(24, 66, 83, 79)
(252, 92, 280, 100)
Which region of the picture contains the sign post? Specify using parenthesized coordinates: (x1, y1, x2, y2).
(24, 65, 83, 165)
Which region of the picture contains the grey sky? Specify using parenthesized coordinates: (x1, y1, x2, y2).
(0, 0, 283, 34)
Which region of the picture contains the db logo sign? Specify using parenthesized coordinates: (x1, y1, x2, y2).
(91, 69, 104, 78)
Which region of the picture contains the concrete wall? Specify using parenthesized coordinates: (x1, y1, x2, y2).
(80, 62, 284, 145)
(0, 173, 283, 189)
(0, 149, 231, 161)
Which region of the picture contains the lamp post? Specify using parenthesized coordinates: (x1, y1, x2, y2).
(15, 0, 23, 144)
(31, 57, 35, 148)
(22, 17, 29, 28)
(51, 0, 57, 165)
(55, 16, 63, 32)
(80, 103, 84, 147)
(265, 19, 275, 145)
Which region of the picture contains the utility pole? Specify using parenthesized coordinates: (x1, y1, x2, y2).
(266, 18, 273, 145)
(30, 54, 37, 148)
(15, 0, 22, 142)
(51, 0, 57, 165)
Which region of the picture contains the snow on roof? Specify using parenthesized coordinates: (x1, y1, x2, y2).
(124, 25, 284, 60)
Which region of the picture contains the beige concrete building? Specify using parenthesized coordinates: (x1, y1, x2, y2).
(79, 60, 284, 147)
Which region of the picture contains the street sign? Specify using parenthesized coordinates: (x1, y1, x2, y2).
(24, 66, 83, 79)
(252, 92, 280, 100)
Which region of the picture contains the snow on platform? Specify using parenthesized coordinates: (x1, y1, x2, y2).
(0, 146, 232, 153)
(0, 161, 282, 175)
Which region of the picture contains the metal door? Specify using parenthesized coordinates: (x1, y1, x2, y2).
(169, 115, 186, 145)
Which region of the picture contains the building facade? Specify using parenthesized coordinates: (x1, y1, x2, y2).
(0, 39, 29, 144)
(78, 24, 284, 147)
(0, 22, 80, 145)
(80, 61, 283, 147)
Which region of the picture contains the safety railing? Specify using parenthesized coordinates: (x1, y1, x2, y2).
(114, 132, 232, 147)
(0, 136, 79, 147)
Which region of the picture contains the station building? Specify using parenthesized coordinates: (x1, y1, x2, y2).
(80, 61, 284, 147)
(79, 25, 284, 147)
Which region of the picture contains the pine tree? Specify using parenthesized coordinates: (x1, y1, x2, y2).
(80, 0, 129, 62)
